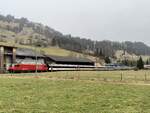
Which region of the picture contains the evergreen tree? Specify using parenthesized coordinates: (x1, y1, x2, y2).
(146, 59, 149, 65)
(105, 56, 111, 64)
(137, 56, 144, 69)
(99, 48, 103, 56)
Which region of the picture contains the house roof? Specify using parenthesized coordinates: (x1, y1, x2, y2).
(46, 55, 94, 63)
(16, 48, 44, 57)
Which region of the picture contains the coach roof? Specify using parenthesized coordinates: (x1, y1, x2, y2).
(46, 55, 94, 63)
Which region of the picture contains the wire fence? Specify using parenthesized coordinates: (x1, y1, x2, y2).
(2, 70, 150, 84)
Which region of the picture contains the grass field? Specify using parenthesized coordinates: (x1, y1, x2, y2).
(0, 71, 150, 113)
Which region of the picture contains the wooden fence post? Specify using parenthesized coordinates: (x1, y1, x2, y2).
(135, 74, 137, 83)
(77, 71, 80, 80)
(120, 72, 123, 81)
(145, 73, 147, 81)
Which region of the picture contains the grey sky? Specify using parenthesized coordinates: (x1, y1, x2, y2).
(0, 0, 150, 45)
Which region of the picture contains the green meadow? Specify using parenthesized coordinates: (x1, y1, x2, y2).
(0, 71, 150, 113)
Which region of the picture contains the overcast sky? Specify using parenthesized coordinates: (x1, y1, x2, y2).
(0, 0, 150, 45)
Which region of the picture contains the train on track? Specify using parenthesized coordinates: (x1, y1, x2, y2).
(8, 63, 133, 73)
(8, 63, 96, 72)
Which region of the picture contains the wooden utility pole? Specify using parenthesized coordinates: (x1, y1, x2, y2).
(0, 46, 4, 73)
(35, 47, 38, 74)
(12, 48, 16, 64)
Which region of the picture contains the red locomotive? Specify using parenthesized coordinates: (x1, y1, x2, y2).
(8, 64, 48, 72)
(8, 57, 48, 73)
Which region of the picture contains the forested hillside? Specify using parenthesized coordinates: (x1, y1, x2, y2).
(0, 14, 150, 57)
